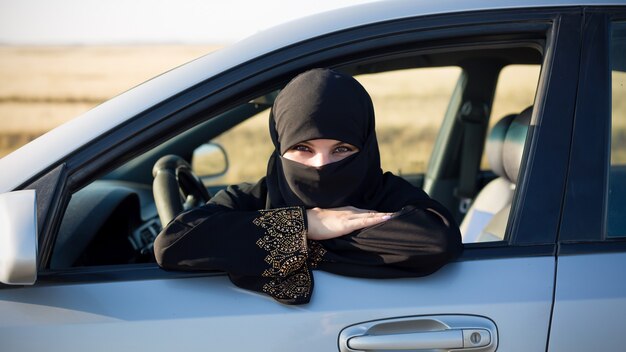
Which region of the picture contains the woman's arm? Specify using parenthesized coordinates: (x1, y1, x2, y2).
(316, 202, 463, 278)
(153, 183, 320, 304)
(154, 205, 308, 277)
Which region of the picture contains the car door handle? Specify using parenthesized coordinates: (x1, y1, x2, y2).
(347, 328, 490, 350)
(339, 315, 497, 352)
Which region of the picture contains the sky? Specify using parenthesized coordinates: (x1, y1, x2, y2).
(0, 0, 376, 45)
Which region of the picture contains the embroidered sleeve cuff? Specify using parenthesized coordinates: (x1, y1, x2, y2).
(253, 206, 308, 278)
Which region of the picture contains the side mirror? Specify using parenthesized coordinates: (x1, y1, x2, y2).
(191, 142, 229, 178)
(0, 190, 37, 285)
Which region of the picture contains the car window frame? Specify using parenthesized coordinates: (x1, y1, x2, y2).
(14, 8, 583, 282)
(504, 11, 581, 246)
(559, 8, 626, 254)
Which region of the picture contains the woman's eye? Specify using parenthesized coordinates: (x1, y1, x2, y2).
(334, 145, 353, 153)
(293, 145, 311, 152)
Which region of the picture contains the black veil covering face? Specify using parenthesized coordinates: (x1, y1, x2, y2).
(266, 68, 429, 211)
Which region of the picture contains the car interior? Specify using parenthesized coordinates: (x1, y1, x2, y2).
(49, 42, 543, 269)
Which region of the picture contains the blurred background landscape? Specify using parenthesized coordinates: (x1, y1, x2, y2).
(0, 45, 219, 157)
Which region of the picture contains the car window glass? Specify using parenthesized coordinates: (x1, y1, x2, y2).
(608, 21, 626, 238)
(199, 67, 462, 187)
(52, 45, 545, 269)
(461, 64, 541, 244)
(199, 109, 274, 186)
(355, 67, 461, 177)
(481, 64, 540, 170)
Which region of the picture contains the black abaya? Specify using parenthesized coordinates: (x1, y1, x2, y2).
(154, 68, 463, 304)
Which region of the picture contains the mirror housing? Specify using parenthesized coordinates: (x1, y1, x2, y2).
(0, 190, 38, 285)
(191, 142, 229, 178)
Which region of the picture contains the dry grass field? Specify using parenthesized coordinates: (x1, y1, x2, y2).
(0, 45, 219, 156)
(2, 45, 624, 184)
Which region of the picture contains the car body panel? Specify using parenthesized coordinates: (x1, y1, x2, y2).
(548, 252, 626, 351)
(0, 258, 554, 351)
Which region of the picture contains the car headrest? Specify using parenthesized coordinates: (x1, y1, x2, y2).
(503, 106, 532, 184)
(486, 113, 516, 178)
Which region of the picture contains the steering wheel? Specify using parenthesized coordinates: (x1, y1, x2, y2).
(152, 155, 211, 226)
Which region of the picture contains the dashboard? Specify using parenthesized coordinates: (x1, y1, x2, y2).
(50, 180, 161, 268)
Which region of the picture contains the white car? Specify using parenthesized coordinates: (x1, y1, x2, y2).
(2, 0, 626, 351)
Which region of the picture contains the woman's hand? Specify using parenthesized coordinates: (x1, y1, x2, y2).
(306, 206, 393, 240)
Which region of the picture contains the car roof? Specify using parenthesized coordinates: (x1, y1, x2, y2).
(1, 0, 623, 192)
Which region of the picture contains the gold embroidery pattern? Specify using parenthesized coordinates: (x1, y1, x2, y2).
(261, 266, 312, 301)
(253, 207, 314, 301)
(254, 207, 307, 278)
(308, 240, 327, 269)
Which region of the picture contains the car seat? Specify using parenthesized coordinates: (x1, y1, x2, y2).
(460, 106, 532, 242)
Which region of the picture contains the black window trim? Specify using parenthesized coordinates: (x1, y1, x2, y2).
(559, 9, 614, 246)
(557, 9, 626, 256)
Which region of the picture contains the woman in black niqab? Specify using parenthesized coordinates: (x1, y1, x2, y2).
(154, 68, 462, 305)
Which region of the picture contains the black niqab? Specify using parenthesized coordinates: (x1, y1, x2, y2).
(266, 68, 431, 210)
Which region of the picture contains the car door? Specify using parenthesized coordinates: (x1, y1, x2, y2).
(548, 9, 626, 351)
(0, 8, 582, 352)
